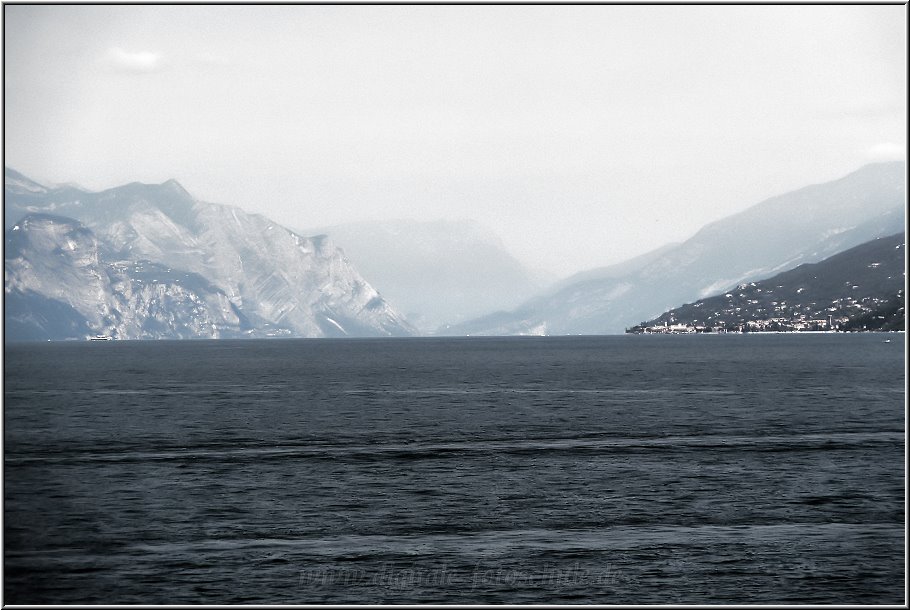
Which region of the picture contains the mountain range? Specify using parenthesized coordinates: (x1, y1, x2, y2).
(302, 219, 549, 333)
(628, 232, 905, 333)
(5, 161, 906, 341)
(447, 161, 906, 335)
(4, 169, 415, 341)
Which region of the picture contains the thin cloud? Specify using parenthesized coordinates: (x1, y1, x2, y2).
(864, 142, 906, 161)
(194, 52, 229, 66)
(105, 47, 162, 73)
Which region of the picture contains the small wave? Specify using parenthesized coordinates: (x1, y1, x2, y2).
(124, 521, 903, 559)
(367, 388, 737, 396)
(6, 431, 902, 467)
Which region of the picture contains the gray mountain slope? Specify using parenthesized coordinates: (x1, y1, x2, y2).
(5, 214, 250, 341)
(303, 219, 550, 332)
(549, 241, 682, 293)
(449, 161, 906, 335)
(632, 231, 906, 332)
(4, 170, 415, 339)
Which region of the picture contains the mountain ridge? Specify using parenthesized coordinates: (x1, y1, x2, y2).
(303, 218, 551, 333)
(448, 161, 906, 335)
(4, 170, 416, 340)
(628, 232, 906, 333)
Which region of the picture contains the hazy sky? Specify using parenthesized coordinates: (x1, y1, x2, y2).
(4, 5, 906, 276)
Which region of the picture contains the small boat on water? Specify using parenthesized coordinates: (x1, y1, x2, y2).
(89, 334, 113, 341)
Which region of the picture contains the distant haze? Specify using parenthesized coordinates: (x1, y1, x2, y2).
(4, 5, 906, 276)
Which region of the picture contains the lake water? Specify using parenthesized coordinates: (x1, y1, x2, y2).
(3, 334, 905, 603)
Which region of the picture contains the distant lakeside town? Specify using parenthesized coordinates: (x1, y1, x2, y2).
(626, 290, 906, 334)
(627, 286, 905, 335)
(626, 318, 902, 334)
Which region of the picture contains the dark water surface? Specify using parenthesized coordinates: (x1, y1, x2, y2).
(4, 334, 905, 603)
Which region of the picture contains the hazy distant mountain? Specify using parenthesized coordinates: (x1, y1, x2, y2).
(548, 241, 682, 292)
(4, 169, 415, 340)
(303, 219, 550, 332)
(449, 162, 906, 335)
(630, 232, 905, 332)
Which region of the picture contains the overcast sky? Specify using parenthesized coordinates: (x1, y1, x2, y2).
(4, 5, 906, 276)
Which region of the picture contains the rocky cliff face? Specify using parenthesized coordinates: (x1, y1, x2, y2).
(4, 170, 415, 340)
(5, 214, 250, 341)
